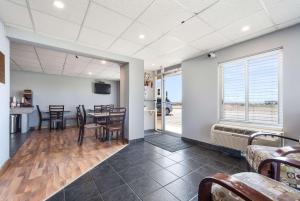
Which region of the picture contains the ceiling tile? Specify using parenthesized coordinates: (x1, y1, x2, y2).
(8, 0, 26, 6)
(144, 35, 186, 56)
(199, 0, 262, 29)
(64, 54, 91, 72)
(77, 28, 115, 50)
(11, 42, 120, 80)
(11, 42, 37, 61)
(190, 32, 232, 51)
(109, 39, 143, 56)
(36, 47, 66, 69)
(164, 45, 201, 61)
(94, 0, 153, 19)
(13, 57, 41, 68)
(169, 17, 213, 43)
(232, 26, 276, 44)
(143, 45, 202, 70)
(0, 0, 32, 30)
(32, 11, 80, 41)
(137, 0, 192, 34)
(219, 11, 273, 41)
(174, 0, 218, 13)
(121, 22, 162, 45)
(84, 2, 133, 36)
(29, 0, 89, 24)
(263, 0, 300, 24)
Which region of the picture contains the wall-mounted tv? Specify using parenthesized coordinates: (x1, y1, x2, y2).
(94, 82, 111, 94)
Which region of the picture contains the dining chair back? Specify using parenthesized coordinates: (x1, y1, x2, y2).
(94, 105, 103, 113)
(76, 106, 84, 127)
(49, 105, 64, 131)
(37, 105, 42, 120)
(107, 107, 126, 129)
(36, 105, 49, 130)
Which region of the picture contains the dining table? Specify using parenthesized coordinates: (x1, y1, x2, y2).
(88, 111, 124, 141)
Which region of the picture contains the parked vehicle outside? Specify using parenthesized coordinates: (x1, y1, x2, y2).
(156, 98, 173, 115)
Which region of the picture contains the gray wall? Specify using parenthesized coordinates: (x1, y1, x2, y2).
(10, 70, 120, 128)
(0, 21, 10, 168)
(182, 24, 300, 143)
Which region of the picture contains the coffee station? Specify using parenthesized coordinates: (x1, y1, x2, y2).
(10, 89, 34, 134)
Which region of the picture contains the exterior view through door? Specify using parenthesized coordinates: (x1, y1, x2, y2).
(156, 67, 182, 134)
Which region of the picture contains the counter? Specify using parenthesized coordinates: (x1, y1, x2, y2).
(10, 107, 35, 133)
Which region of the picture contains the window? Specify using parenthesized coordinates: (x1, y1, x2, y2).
(220, 49, 282, 125)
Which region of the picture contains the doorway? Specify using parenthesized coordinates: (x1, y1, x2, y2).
(155, 67, 182, 134)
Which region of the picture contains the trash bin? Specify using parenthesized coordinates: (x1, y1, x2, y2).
(10, 114, 20, 134)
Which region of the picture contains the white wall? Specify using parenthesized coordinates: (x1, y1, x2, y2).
(120, 61, 144, 141)
(182, 24, 300, 143)
(10, 70, 119, 128)
(0, 22, 10, 167)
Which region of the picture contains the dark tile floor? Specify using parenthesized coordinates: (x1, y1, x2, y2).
(47, 141, 247, 201)
(10, 132, 31, 157)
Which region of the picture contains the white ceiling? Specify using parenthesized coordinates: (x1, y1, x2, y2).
(10, 42, 121, 80)
(1, 0, 300, 71)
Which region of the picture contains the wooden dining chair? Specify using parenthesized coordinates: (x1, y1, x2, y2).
(36, 105, 49, 130)
(77, 105, 101, 145)
(49, 105, 64, 131)
(101, 107, 126, 144)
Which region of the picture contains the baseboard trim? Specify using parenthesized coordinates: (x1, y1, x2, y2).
(144, 129, 155, 134)
(129, 138, 144, 144)
(181, 137, 242, 158)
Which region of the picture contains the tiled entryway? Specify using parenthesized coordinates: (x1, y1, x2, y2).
(47, 141, 247, 201)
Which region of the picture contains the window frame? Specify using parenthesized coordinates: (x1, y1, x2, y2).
(219, 49, 283, 126)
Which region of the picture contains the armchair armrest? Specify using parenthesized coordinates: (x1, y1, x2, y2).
(258, 156, 300, 175)
(198, 173, 273, 201)
(248, 132, 298, 145)
(275, 146, 300, 156)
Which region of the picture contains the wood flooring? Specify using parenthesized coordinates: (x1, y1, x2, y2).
(0, 128, 126, 201)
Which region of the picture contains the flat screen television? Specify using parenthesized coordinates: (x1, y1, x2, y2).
(94, 83, 111, 94)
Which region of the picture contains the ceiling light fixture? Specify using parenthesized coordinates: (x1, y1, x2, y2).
(139, 34, 145, 39)
(53, 0, 65, 9)
(241, 25, 250, 32)
(152, 64, 155, 66)
(88, 72, 92, 75)
(101, 60, 106, 64)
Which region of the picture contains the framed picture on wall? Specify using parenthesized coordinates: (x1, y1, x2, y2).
(0, 51, 4, 84)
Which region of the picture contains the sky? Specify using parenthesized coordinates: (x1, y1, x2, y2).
(156, 74, 182, 103)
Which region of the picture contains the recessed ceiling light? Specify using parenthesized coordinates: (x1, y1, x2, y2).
(88, 72, 92, 75)
(53, 1, 65, 9)
(139, 34, 145, 39)
(101, 60, 106, 64)
(241, 25, 250, 32)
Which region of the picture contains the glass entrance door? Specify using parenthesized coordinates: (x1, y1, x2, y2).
(164, 73, 182, 134)
(155, 68, 182, 134)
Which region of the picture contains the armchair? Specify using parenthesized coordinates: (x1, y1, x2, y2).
(246, 132, 300, 189)
(198, 157, 300, 200)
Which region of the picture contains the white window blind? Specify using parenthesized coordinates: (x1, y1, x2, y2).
(220, 50, 282, 125)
